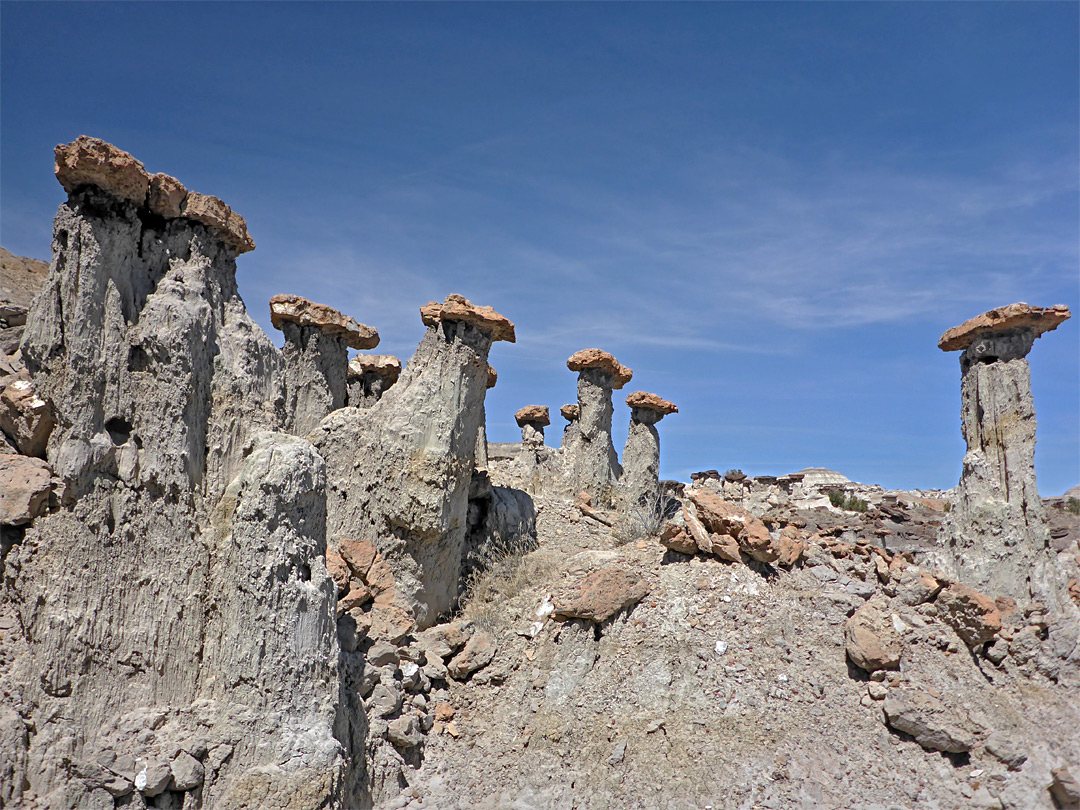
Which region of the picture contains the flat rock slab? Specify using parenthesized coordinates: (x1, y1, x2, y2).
(882, 687, 981, 753)
(515, 405, 550, 427)
(270, 294, 379, 349)
(553, 568, 649, 623)
(420, 294, 515, 342)
(938, 302, 1070, 351)
(566, 349, 632, 389)
(625, 391, 678, 415)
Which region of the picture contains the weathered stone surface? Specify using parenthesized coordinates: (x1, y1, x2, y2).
(679, 503, 741, 562)
(486, 364, 498, 389)
(882, 688, 980, 753)
(349, 354, 401, 385)
(0, 455, 51, 525)
(687, 489, 777, 563)
(776, 525, 806, 566)
(560, 404, 579, 421)
(0, 374, 54, 457)
(420, 294, 516, 343)
(181, 191, 256, 254)
(845, 594, 903, 672)
(515, 405, 550, 427)
(1050, 766, 1080, 808)
(54, 136, 150, 205)
(625, 391, 678, 416)
(447, 631, 496, 679)
(387, 715, 423, 749)
(566, 348, 632, 389)
(147, 172, 187, 218)
(169, 751, 204, 791)
(938, 302, 1070, 352)
(270, 293, 379, 350)
(553, 568, 649, 623)
(937, 583, 1001, 647)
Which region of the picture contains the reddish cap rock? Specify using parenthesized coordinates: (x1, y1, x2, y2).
(566, 349, 633, 389)
(938, 303, 1071, 352)
(348, 354, 401, 384)
(515, 405, 550, 427)
(182, 193, 256, 255)
(148, 172, 187, 219)
(54, 136, 150, 206)
(270, 294, 380, 350)
(560, 404, 580, 422)
(420, 294, 515, 343)
(625, 391, 678, 415)
(486, 364, 498, 389)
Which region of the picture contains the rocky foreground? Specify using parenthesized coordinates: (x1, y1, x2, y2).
(1, 138, 1078, 810)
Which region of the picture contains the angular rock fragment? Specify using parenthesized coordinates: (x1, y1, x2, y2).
(552, 568, 649, 623)
(1050, 766, 1080, 809)
(0, 374, 54, 457)
(387, 715, 423, 749)
(882, 688, 980, 753)
(147, 172, 187, 218)
(447, 630, 496, 679)
(687, 489, 777, 563)
(0, 455, 52, 525)
(937, 583, 1001, 647)
(845, 594, 902, 672)
(775, 524, 807, 566)
(622, 391, 677, 508)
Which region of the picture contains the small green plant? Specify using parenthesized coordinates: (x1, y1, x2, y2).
(1067, 497, 1080, 516)
(829, 490, 868, 512)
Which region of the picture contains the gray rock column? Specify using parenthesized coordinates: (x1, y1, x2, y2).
(937, 303, 1073, 615)
(621, 392, 678, 508)
(562, 349, 632, 506)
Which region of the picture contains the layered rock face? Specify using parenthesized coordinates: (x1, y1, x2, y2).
(271, 294, 379, 434)
(2, 138, 343, 809)
(937, 304, 1072, 613)
(314, 295, 515, 629)
(562, 349, 632, 506)
(621, 391, 677, 508)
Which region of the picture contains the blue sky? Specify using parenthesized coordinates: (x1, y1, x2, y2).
(2, 2, 1077, 493)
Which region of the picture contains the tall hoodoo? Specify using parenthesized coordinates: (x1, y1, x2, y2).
(563, 348, 632, 506)
(271, 293, 379, 434)
(937, 303, 1072, 615)
(622, 391, 678, 507)
(8, 137, 343, 808)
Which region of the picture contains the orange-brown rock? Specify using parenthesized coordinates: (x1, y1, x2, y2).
(625, 391, 678, 416)
(0, 374, 54, 458)
(181, 192, 256, 254)
(937, 583, 1002, 647)
(566, 349, 633, 389)
(368, 592, 417, 644)
(269, 294, 379, 349)
(552, 568, 649, 623)
(148, 172, 187, 218)
(776, 525, 806, 566)
(687, 489, 778, 563)
(514, 405, 550, 427)
(659, 523, 697, 555)
(845, 594, 903, 672)
(938, 303, 1071, 352)
(338, 538, 379, 581)
(54, 136, 150, 205)
(420, 294, 516, 342)
(326, 547, 351, 594)
(0, 455, 52, 525)
(486, 364, 498, 389)
(348, 354, 401, 384)
(560, 404, 580, 421)
(679, 504, 741, 562)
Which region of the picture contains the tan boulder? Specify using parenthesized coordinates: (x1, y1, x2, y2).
(844, 594, 903, 672)
(54, 136, 150, 205)
(415, 622, 468, 661)
(659, 522, 697, 555)
(687, 489, 777, 563)
(420, 294, 515, 342)
(348, 354, 401, 385)
(937, 583, 1001, 647)
(514, 405, 550, 427)
(181, 192, 256, 254)
(552, 568, 649, 623)
(625, 391, 678, 416)
(0, 455, 52, 525)
(270, 294, 379, 350)
(566, 349, 632, 389)
(447, 630, 496, 679)
(325, 547, 350, 594)
(368, 592, 417, 644)
(681, 503, 741, 562)
(938, 302, 1070, 352)
(775, 525, 806, 566)
(338, 538, 378, 580)
(560, 404, 580, 422)
(147, 172, 187, 218)
(0, 375, 54, 458)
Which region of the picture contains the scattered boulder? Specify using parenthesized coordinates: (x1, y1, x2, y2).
(168, 751, 204, 791)
(552, 568, 649, 623)
(687, 489, 777, 563)
(775, 525, 806, 566)
(0, 374, 54, 457)
(844, 594, 903, 672)
(937, 583, 1002, 647)
(447, 631, 496, 679)
(387, 715, 423, 749)
(0, 455, 52, 525)
(882, 688, 981, 753)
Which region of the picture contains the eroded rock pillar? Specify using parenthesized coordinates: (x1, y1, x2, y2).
(271, 294, 379, 435)
(937, 303, 1071, 611)
(621, 391, 677, 507)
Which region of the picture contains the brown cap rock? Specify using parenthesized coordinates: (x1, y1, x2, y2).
(625, 391, 678, 415)
(54, 136, 150, 206)
(348, 354, 402, 384)
(182, 192, 256, 255)
(420, 294, 515, 343)
(486, 364, 498, 389)
(566, 349, 633, 389)
(560, 404, 580, 422)
(515, 405, 550, 427)
(270, 294, 380, 349)
(938, 303, 1071, 352)
(148, 172, 187, 218)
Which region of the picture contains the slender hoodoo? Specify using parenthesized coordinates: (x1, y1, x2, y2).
(621, 391, 678, 507)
